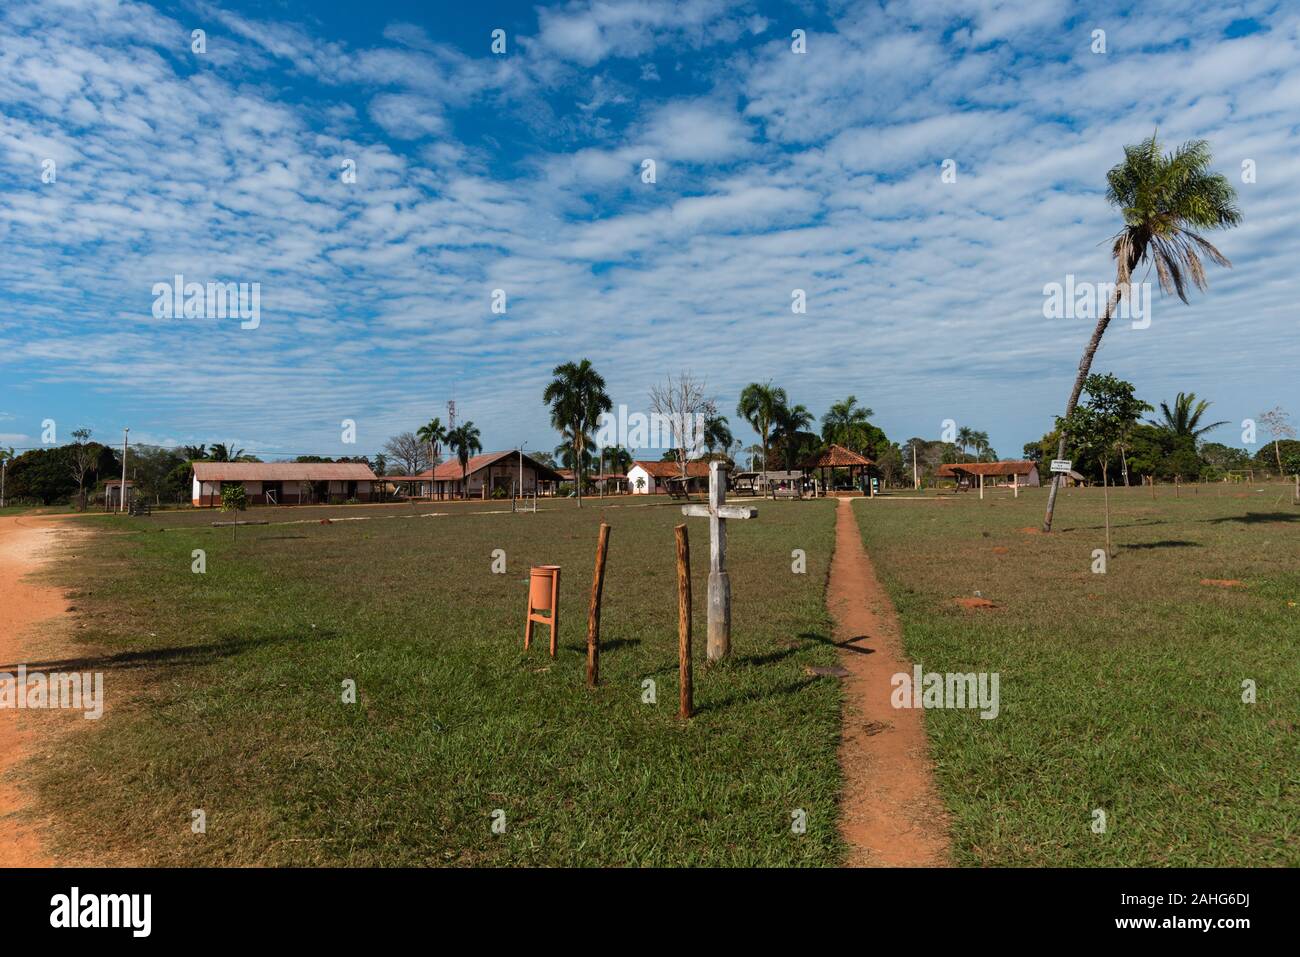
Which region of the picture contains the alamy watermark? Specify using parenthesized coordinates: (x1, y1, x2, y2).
(0, 666, 103, 719)
(595, 404, 705, 452)
(1043, 276, 1151, 330)
(891, 665, 999, 719)
(152, 274, 260, 329)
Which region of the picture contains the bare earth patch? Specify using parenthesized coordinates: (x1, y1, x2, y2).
(0, 515, 78, 867)
(1200, 579, 1246, 588)
(827, 498, 950, 867)
(953, 596, 998, 609)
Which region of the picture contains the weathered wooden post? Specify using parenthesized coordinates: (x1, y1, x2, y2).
(681, 461, 756, 662)
(586, 524, 610, 688)
(675, 523, 692, 718)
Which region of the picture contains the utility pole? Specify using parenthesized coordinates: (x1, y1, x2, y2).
(120, 427, 129, 513)
(913, 442, 919, 491)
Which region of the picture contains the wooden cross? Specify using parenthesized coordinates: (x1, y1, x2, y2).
(681, 461, 757, 661)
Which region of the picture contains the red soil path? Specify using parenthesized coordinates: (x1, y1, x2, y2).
(0, 515, 71, 866)
(827, 497, 951, 866)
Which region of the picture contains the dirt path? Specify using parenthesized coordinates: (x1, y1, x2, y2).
(0, 514, 73, 867)
(827, 497, 950, 866)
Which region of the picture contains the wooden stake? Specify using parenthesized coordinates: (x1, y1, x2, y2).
(586, 523, 611, 688)
(675, 523, 692, 719)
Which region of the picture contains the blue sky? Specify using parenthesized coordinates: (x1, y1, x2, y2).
(1, 0, 1296, 462)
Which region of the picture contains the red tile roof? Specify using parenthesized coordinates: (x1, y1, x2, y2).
(631, 460, 710, 479)
(193, 462, 377, 482)
(799, 444, 874, 468)
(402, 450, 563, 483)
(938, 460, 1038, 477)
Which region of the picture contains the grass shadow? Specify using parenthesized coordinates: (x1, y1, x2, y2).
(1204, 511, 1300, 525)
(0, 630, 336, 674)
(694, 676, 819, 715)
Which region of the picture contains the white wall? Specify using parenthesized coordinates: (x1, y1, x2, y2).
(627, 465, 656, 494)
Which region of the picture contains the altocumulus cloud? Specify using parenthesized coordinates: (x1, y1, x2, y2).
(0, 0, 1296, 459)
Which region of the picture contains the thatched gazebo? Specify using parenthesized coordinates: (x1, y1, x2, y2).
(798, 444, 875, 496)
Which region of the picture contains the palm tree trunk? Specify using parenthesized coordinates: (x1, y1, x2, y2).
(1120, 443, 1130, 486)
(762, 435, 771, 498)
(1103, 459, 1111, 557)
(574, 432, 583, 508)
(1275, 438, 1283, 476)
(1042, 286, 1124, 532)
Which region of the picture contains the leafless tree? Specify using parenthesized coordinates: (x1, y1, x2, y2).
(649, 372, 716, 479)
(1258, 406, 1295, 475)
(69, 428, 98, 511)
(382, 431, 431, 476)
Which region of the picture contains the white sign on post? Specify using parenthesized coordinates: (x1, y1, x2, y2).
(1050, 459, 1073, 474)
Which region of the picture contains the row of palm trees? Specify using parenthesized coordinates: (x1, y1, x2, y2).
(414, 416, 482, 498)
(735, 383, 813, 473)
(737, 386, 894, 472)
(955, 427, 996, 463)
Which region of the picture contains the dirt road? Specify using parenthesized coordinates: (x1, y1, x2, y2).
(0, 514, 72, 866)
(827, 497, 951, 866)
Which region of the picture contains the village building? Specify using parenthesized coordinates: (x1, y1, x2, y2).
(102, 479, 135, 509)
(798, 444, 876, 493)
(627, 460, 710, 494)
(937, 461, 1041, 489)
(392, 450, 564, 500)
(192, 462, 378, 507)
(731, 469, 804, 494)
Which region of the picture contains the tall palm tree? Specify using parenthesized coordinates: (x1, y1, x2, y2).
(737, 382, 786, 489)
(972, 430, 991, 462)
(447, 422, 481, 499)
(1149, 392, 1227, 441)
(555, 431, 597, 484)
(1043, 135, 1241, 531)
(821, 396, 874, 451)
(956, 426, 976, 462)
(210, 443, 245, 463)
(775, 403, 813, 470)
(603, 444, 634, 474)
(702, 415, 733, 456)
(542, 359, 611, 508)
(416, 417, 447, 479)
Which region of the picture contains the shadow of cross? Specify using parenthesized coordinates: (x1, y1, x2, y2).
(681, 461, 757, 661)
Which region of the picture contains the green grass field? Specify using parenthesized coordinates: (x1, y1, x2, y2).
(31, 496, 843, 866)
(23, 484, 1299, 867)
(856, 484, 1300, 866)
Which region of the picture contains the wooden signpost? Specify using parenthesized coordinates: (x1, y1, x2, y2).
(681, 461, 756, 662)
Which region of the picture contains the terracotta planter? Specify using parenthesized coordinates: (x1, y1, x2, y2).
(529, 565, 560, 610)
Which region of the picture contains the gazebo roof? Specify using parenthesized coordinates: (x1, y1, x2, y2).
(937, 460, 1037, 478)
(798, 444, 874, 469)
